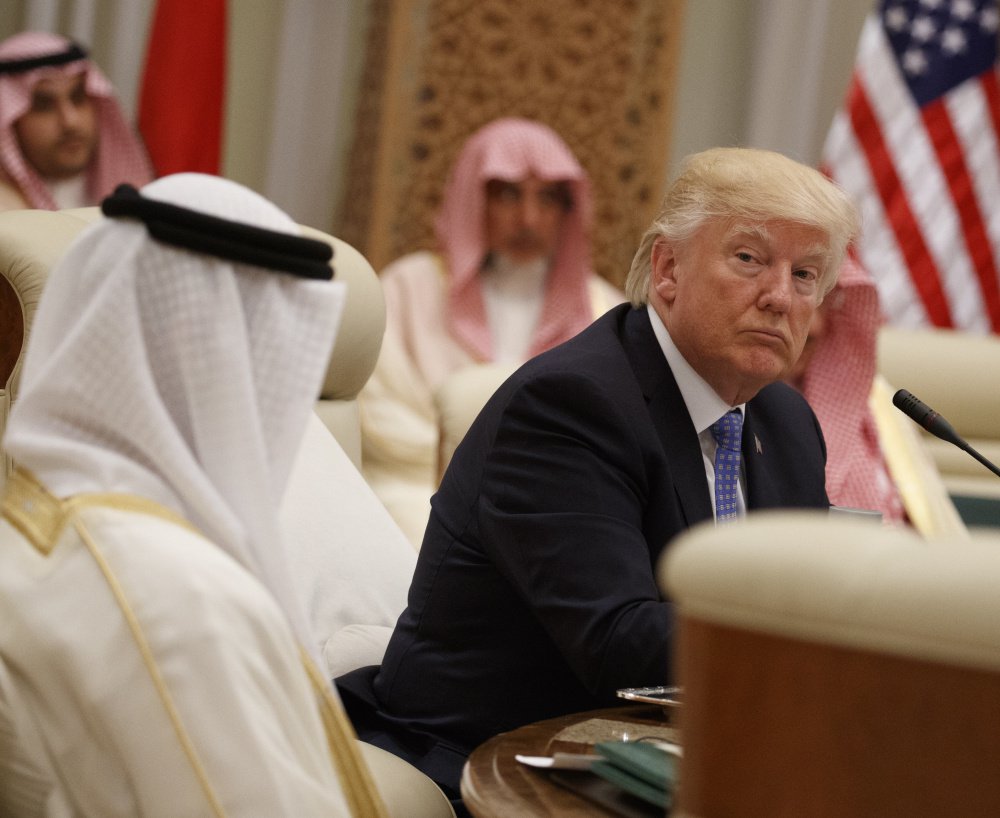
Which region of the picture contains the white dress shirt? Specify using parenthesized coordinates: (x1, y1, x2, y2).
(647, 305, 746, 520)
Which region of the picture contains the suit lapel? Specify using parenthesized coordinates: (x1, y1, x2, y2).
(742, 402, 778, 508)
(621, 308, 713, 527)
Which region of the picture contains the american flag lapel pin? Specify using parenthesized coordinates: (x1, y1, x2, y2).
(755, 434, 762, 455)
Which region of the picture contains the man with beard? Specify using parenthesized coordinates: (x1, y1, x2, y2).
(360, 117, 622, 546)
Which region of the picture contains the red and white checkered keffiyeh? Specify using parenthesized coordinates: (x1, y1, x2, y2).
(799, 258, 906, 523)
(434, 117, 595, 361)
(0, 31, 153, 209)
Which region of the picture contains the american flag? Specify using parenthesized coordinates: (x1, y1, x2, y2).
(822, 0, 1000, 333)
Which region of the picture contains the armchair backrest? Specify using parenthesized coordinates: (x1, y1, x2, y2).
(0, 209, 100, 486)
(660, 511, 1000, 817)
(301, 225, 386, 470)
(432, 362, 517, 481)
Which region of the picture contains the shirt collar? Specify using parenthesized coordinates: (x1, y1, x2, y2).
(646, 304, 745, 434)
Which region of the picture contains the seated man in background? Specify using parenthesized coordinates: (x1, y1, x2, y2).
(788, 257, 967, 536)
(0, 31, 152, 211)
(338, 146, 859, 806)
(360, 116, 623, 546)
(0, 175, 385, 817)
(789, 257, 906, 521)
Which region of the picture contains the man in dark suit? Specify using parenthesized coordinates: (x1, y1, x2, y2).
(337, 146, 860, 806)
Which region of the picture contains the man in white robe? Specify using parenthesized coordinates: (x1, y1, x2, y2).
(0, 174, 386, 817)
(360, 118, 623, 546)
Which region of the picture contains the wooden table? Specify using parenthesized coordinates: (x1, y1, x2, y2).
(460, 704, 679, 817)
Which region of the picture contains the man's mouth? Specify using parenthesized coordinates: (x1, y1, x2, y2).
(745, 328, 788, 346)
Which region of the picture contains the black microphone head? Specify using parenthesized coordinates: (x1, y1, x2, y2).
(892, 388, 965, 449)
(892, 388, 931, 423)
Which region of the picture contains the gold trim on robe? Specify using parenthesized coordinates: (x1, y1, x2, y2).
(2, 467, 389, 818)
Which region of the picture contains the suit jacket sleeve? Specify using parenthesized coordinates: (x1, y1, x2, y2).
(477, 367, 673, 698)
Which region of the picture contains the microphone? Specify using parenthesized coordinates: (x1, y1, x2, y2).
(893, 389, 1000, 479)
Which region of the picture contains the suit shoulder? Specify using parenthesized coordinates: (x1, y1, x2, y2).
(752, 381, 813, 415)
(505, 306, 634, 390)
(749, 382, 824, 450)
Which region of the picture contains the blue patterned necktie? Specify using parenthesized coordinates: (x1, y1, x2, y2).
(711, 409, 743, 523)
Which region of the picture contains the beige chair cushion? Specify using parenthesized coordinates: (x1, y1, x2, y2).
(359, 741, 455, 817)
(433, 362, 517, 480)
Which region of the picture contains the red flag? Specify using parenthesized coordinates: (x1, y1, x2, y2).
(823, 1, 1000, 334)
(138, 0, 227, 176)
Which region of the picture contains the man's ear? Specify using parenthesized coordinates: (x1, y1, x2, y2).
(650, 237, 679, 304)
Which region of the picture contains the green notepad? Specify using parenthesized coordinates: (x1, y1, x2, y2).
(590, 741, 678, 810)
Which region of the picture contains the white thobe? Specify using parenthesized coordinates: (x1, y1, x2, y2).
(0, 474, 353, 818)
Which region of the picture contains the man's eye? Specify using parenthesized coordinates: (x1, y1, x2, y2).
(539, 184, 570, 210)
(31, 96, 55, 113)
(736, 252, 754, 263)
(794, 269, 818, 281)
(485, 180, 522, 203)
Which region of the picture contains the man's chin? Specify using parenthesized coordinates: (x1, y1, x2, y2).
(47, 147, 95, 179)
(738, 354, 790, 390)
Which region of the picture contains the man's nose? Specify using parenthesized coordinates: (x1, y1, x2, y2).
(518, 195, 543, 229)
(758, 264, 793, 312)
(58, 100, 83, 128)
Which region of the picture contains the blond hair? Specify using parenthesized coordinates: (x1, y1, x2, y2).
(625, 147, 860, 306)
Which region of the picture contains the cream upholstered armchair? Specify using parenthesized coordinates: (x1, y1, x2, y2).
(659, 511, 1000, 818)
(300, 223, 387, 470)
(0, 206, 453, 818)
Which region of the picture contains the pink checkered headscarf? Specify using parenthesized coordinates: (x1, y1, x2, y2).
(435, 118, 595, 361)
(798, 258, 906, 523)
(0, 31, 153, 209)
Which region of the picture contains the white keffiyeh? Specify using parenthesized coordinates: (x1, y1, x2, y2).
(4, 172, 346, 657)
